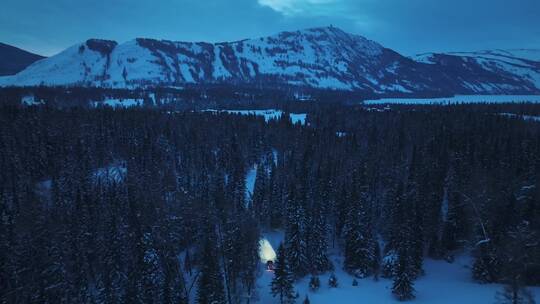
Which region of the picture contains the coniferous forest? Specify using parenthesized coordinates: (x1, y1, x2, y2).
(1, 103, 540, 303)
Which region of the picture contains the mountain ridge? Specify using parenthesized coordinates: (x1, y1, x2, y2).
(0, 42, 46, 76)
(1, 27, 539, 96)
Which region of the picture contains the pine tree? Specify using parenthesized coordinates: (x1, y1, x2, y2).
(184, 250, 192, 276)
(197, 236, 226, 304)
(141, 232, 164, 303)
(161, 245, 188, 304)
(238, 215, 260, 302)
(404, 149, 425, 278)
(284, 185, 309, 278)
(307, 201, 332, 274)
(269, 165, 284, 229)
(308, 275, 320, 292)
(328, 273, 338, 288)
(495, 282, 536, 304)
(100, 198, 127, 303)
(271, 243, 296, 304)
(222, 212, 242, 301)
(392, 249, 415, 301)
(441, 164, 469, 253)
(494, 221, 538, 304)
(343, 167, 378, 278)
(472, 243, 501, 283)
(252, 165, 269, 222)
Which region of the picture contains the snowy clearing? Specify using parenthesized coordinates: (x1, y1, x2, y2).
(203, 109, 307, 125)
(365, 95, 540, 105)
(255, 232, 540, 304)
(289, 113, 307, 125)
(498, 113, 540, 122)
(21, 94, 44, 106)
(93, 98, 143, 108)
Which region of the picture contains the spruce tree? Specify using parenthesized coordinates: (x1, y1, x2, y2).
(441, 164, 469, 253)
(197, 236, 226, 304)
(308, 201, 332, 274)
(472, 243, 501, 283)
(392, 249, 415, 301)
(328, 273, 338, 288)
(271, 243, 296, 304)
(495, 282, 536, 304)
(252, 165, 269, 222)
(284, 185, 309, 278)
(309, 275, 320, 292)
(343, 167, 377, 278)
(494, 221, 538, 304)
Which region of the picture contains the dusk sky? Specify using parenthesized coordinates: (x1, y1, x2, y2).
(1, 0, 539, 57)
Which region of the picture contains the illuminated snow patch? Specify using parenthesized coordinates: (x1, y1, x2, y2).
(259, 238, 276, 263)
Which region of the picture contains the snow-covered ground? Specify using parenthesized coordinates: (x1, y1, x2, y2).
(498, 113, 540, 122)
(290, 113, 307, 125)
(365, 95, 540, 105)
(93, 98, 143, 108)
(204, 109, 307, 125)
(245, 165, 257, 203)
(255, 231, 540, 304)
(21, 94, 44, 106)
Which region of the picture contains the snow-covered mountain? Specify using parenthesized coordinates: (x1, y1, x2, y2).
(414, 49, 540, 94)
(1, 27, 539, 95)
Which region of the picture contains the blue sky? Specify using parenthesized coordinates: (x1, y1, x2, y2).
(1, 0, 539, 56)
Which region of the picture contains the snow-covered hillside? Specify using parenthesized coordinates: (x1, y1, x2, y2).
(2, 27, 539, 95)
(414, 49, 540, 94)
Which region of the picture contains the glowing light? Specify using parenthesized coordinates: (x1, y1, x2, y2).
(259, 238, 277, 263)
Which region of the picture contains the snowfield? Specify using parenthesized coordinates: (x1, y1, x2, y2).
(365, 95, 540, 105)
(255, 231, 540, 303)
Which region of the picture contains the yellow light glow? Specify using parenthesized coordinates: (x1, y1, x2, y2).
(259, 238, 277, 263)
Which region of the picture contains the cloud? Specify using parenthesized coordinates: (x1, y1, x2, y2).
(257, 0, 342, 16)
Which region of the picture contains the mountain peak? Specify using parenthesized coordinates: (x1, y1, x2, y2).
(298, 25, 347, 34)
(276, 26, 371, 42)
